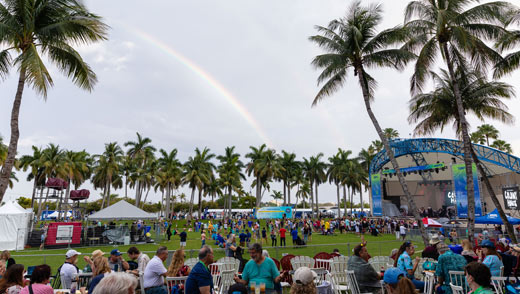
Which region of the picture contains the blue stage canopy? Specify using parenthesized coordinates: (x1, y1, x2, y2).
(475, 208, 520, 225)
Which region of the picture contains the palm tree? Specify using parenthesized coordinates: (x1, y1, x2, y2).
(296, 180, 311, 209)
(60, 150, 90, 219)
(383, 128, 400, 139)
(19, 146, 44, 208)
(182, 147, 215, 219)
(157, 148, 182, 219)
(279, 150, 299, 205)
(477, 124, 500, 147)
(470, 131, 486, 145)
(491, 140, 513, 153)
(404, 0, 513, 242)
(0, 0, 108, 202)
(494, 10, 520, 78)
(92, 143, 123, 209)
(245, 145, 282, 211)
(310, 1, 428, 243)
(328, 151, 344, 217)
(408, 67, 517, 242)
(358, 146, 376, 211)
(37, 144, 66, 220)
(0, 135, 7, 164)
(371, 140, 383, 153)
(217, 146, 245, 217)
(125, 133, 156, 207)
(270, 190, 283, 206)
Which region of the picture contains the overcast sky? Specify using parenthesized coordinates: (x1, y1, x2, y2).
(1, 0, 520, 205)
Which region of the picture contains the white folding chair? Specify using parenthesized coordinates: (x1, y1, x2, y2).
(291, 256, 315, 270)
(165, 276, 188, 294)
(327, 271, 348, 294)
(422, 271, 435, 294)
(184, 257, 198, 269)
(345, 270, 372, 294)
(449, 270, 468, 293)
(500, 265, 504, 277)
(330, 256, 348, 274)
(209, 263, 223, 290)
(315, 258, 332, 271)
(217, 257, 240, 273)
(138, 272, 145, 294)
(449, 283, 464, 294)
(215, 269, 235, 294)
(491, 276, 517, 294)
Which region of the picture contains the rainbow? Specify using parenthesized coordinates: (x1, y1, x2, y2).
(125, 26, 274, 148)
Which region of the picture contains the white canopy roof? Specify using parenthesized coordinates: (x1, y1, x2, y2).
(88, 200, 157, 220)
(0, 201, 30, 214)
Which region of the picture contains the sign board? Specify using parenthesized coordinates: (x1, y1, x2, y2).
(371, 173, 382, 216)
(503, 187, 520, 210)
(256, 207, 292, 219)
(45, 222, 82, 246)
(452, 163, 482, 217)
(56, 225, 74, 243)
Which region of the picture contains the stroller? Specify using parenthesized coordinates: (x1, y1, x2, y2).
(295, 236, 306, 246)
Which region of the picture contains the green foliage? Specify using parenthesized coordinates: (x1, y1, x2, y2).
(17, 197, 31, 208)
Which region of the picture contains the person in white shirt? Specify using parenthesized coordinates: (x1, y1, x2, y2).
(399, 224, 407, 241)
(60, 250, 81, 289)
(143, 247, 168, 294)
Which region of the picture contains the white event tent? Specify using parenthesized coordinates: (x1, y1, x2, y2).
(87, 200, 157, 220)
(0, 202, 33, 250)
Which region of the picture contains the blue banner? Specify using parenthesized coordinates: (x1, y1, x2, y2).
(371, 173, 382, 216)
(452, 163, 482, 217)
(256, 206, 293, 219)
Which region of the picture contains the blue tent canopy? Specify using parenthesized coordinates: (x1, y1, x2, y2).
(475, 208, 520, 225)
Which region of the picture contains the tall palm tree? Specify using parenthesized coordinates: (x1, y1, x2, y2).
(477, 124, 500, 147)
(217, 146, 245, 217)
(37, 144, 66, 220)
(60, 150, 90, 219)
(491, 140, 513, 153)
(470, 131, 486, 145)
(182, 147, 215, 219)
(328, 151, 344, 217)
(309, 1, 428, 244)
(408, 67, 517, 242)
(124, 133, 156, 206)
(19, 146, 44, 208)
(0, 0, 108, 202)
(246, 144, 282, 211)
(371, 140, 383, 153)
(279, 150, 299, 205)
(270, 190, 283, 206)
(92, 142, 123, 209)
(157, 148, 182, 219)
(494, 9, 520, 78)
(383, 128, 400, 139)
(358, 146, 376, 211)
(404, 0, 513, 242)
(296, 180, 310, 209)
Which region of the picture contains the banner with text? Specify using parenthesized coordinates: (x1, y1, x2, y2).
(256, 206, 293, 219)
(371, 173, 382, 216)
(452, 163, 482, 218)
(503, 187, 520, 210)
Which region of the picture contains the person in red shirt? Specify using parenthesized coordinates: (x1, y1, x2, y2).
(279, 227, 287, 247)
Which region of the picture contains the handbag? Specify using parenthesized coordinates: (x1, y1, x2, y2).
(422, 260, 436, 271)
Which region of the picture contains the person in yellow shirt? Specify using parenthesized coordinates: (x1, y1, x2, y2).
(325, 221, 330, 235)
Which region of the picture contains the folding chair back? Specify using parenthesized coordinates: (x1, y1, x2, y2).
(449, 283, 464, 294)
(184, 258, 199, 269)
(165, 276, 188, 294)
(423, 271, 435, 294)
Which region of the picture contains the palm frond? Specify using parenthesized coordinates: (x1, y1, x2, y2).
(311, 68, 347, 107)
(494, 51, 520, 78)
(0, 49, 12, 79)
(16, 44, 53, 97)
(411, 37, 438, 94)
(363, 49, 416, 70)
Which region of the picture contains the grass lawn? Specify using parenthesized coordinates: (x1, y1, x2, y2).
(12, 220, 425, 273)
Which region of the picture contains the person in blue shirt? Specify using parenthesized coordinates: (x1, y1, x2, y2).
(291, 228, 299, 246)
(395, 241, 424, 291)
(185, 245, 214, 294)
(477, 240, 503, 276)
(239, 231, 247, 247)
(435, 242, 467, 294)
(246, 230, 252, 247)
(234, 243, 288, 290)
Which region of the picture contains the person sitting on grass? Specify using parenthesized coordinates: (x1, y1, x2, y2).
(464, 262, 494, 294)
(19, 265, 52, 294)
(88, 257, 111, 294)
(347, 244, 381, 294)
(0, 264, 24, 294)
(434, 242, 467, 294)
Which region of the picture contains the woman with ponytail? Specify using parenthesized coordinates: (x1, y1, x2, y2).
(395, 241, 424, 291)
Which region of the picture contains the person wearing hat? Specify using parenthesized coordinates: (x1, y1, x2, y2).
(422, 235, 441, 260)
(383, 268, 416, 294)
(60, 250, 81, 289)
(108, 249, 129, 272)
(434, 242, 467, 294)
(477, 240, 503, 276)
(289, 267, 317, 294)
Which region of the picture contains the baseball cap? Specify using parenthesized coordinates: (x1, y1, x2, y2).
(481, 240, 495, 249)
(294, 267, 317, 285)
(436, 242, 449, 252)
(383, 268, 406, 285)
(110, 249, 122, 256)
(65, 250, 81, 258)
(91, 250, 105, 258)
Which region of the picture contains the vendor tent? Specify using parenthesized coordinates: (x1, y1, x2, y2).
(0, 202, 33, 250)
(88, 200, 157, 220)
(475, 208, 520, 225)
(422, 217, 442, 228)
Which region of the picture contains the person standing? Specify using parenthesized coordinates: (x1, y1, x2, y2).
(270, 229, 277, 247)
(279, 227, 287, 248)
(166, 223, 172, 241)
(143, 247, 169, 294)
(399, 223, 407, 241)
(201, 230, 206, 248)
(179, 228, 187, 248)
(185, 246, 214, 294)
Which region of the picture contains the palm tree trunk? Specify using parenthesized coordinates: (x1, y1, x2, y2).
(336, 184, 341, 217)
(440, 44, 476, 243)
(228, 186, 232, 216)
(0, 68, 27, 200)
(37, 187, 50, 221)
(188, 187, 195, 220)
(350, 187, 354, 215)
(309, 182, 314, 218)
(142, 188, 150, 208)
(314, 181, 319, 216)
(198, 188, 203, 219)
(101, 186, 107, 209)
(255, 176, 262, 211)
(135, 181, 140, 207)
(343, 185, 348, 216)
(30, 178, 37, 208)
(471, 149, 517, 243)
(166, 183, 171, 219)
(125, 176, 128, 199)
(360, 186, 364, 215)
(288, 182, 292, 206)
(356, 65, 428, 246)
(107, 182, 112, 207)
(283, 181, 287, 206)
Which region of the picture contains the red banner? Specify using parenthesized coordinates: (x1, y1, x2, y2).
(45, 222, 82, 246)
